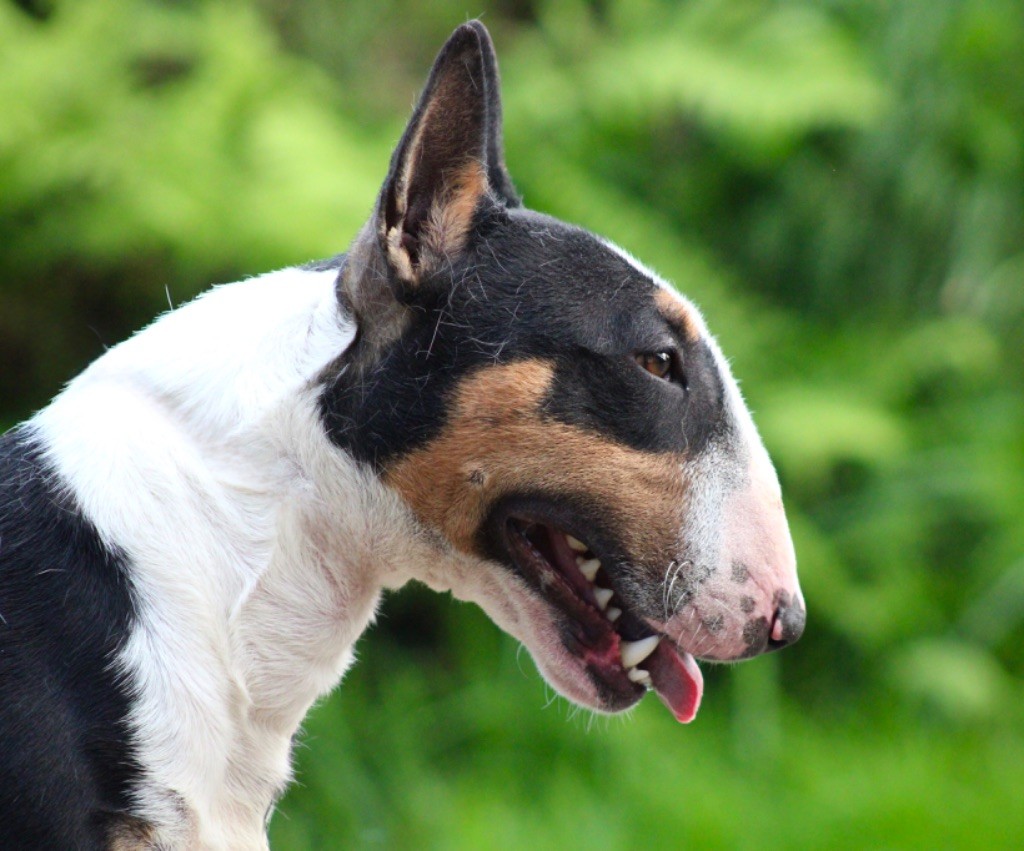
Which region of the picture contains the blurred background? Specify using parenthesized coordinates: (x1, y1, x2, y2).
(2, 0, 1023, 847)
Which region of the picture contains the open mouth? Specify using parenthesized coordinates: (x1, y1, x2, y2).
(501, 515, 704, 723)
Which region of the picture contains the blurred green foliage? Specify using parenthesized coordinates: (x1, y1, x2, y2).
(2, 0, 1023, 847)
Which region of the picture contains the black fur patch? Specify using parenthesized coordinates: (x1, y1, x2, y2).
(319, 206, 730, 469)
(0, 430, 142, 850)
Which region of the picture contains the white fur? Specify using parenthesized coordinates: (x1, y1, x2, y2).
(32, 268, 450, 848)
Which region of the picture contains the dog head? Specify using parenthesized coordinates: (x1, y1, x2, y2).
(320, 22, 804, 722)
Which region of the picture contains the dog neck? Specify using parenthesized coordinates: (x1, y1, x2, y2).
(32, 263, 443, 847)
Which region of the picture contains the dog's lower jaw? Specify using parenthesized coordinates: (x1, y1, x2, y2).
(417, 547, 637, 715)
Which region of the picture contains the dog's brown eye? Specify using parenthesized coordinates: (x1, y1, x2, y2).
(637, 351, 673, 380)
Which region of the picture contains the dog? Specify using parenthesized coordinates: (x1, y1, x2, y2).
(0, 21, 804, 850)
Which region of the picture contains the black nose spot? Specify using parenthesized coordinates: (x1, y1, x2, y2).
(767, 599, 806, 651)
(702, 614, 725, 635)
(741, 617, 769, 657)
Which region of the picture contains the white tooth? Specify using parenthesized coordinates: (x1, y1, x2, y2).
(593, 587, 614, 610)
(566, 535, 588, 553)
(620, 636, 660, 669)
(606, 606, 622, 622)
(577, 558, 601, 581)
(627, 667, 652, 685)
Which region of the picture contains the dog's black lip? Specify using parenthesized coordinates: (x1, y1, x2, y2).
(484, 497, 659, 708)
(487, 498, 658, 642)
(504, 519, 643, 695)
(504, 516, 599, 606)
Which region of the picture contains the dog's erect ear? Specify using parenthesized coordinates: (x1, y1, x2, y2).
(378, 21, 519, 285)
(475, 23, 520, 208)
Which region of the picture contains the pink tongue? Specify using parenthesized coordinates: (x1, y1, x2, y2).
(645, 641, 704, 723)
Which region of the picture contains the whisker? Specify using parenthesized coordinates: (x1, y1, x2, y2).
(662, 560, 681, 621)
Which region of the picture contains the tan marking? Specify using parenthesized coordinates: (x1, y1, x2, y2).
(424, 160, 488, 260)
(655, 288, 701, 343)
(385, 359, 688, 565)
(386, 159, 488, 284)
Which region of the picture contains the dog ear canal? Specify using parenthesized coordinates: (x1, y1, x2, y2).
(377, 21, 518, 286)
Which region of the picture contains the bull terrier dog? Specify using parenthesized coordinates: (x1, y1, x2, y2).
(0, 21, 803, 850)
